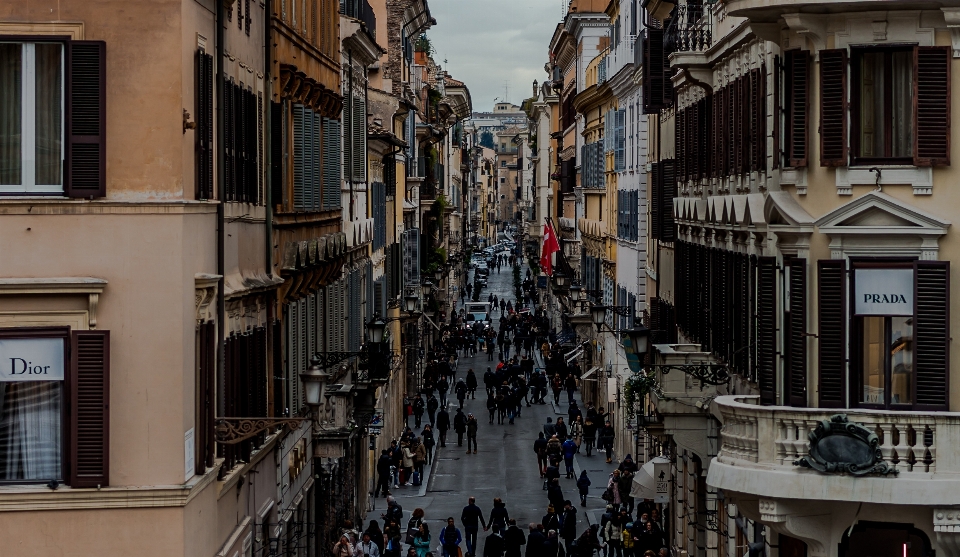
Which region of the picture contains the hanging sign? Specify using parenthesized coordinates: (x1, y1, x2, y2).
(654, 461, 670, 504)
(855, 269, 914, 316)
(0, 338, 65, 381)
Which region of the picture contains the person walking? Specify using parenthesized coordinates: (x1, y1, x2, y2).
(564, 375, 577, 405)
(454, 409, 467, 446)
(486, 393, 498, 425)
(456, 379, 468, 409)
(438, 376, 450, 408)
(602, 516, 621, 557)
(422, 425, 436, 465)
(375, 449, 392, 497)
(356, 533, 381, 557)
(576, 471, 591, 507)
(554, 418, 568, 441)
(401, 443, 415, 486)
(427, 394, 440, 426)
(559, 501, 578, 554)
(503, 520, 527, 557)
(466, 413, 479, 454)
(461, 497, 488, 557)
(534, 432, 548, 477)
(365, 521, 385, 556)
(598, 421, 616, 463)
(582, 418, 597, 457)
(561, 436, 578, 479)
(413, 395, 425, 428)
(543, 417, 557, 438)
(571, 416, 584, 451)
(541, 505, 560, 533)
(439, 518, 463, 557)
(412, 525, 432, 557)
(466, 369, 478, 399)
(437, 407, 451, 448)
(483, 530, 505, 557)
(526, 525, 546, 557)
(486, 498, 510, 534)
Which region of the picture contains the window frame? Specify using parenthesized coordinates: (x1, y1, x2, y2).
(849, 258, 917, 410)
(0, 38, 67, 195)
(850, 44, 918, 166)
(0, 326, 70, 485)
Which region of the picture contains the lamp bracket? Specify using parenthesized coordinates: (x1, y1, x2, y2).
(650, 363, 730, 386)
(214, 417, 310, 444)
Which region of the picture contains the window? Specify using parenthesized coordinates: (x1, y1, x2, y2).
(0, 42, 62, 193)
(0, 328, 109, 486)
(859, 315, 913, 405)
(852, 47, 914, 163)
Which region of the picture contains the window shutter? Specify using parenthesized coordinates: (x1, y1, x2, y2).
(196, 50, 214, 200)
(271, 101, 285, 208)
(914, 46, 951, 167)
(787, 258, 807, 407)
(785, 50, 809, 167)
(819, 49, 848, 167)
(66, 41, 107, 198)
(661, 159, 676, 242)
(354, 97, 367, 182)
(773, 55, 781, 170)
(711, 92, 720, 178)
(615, 109, 625, 171)
(303, 107, 315, 210)
(650, 162, 661, 240)
(642, 28, 665, 111)
(736, 76, 746, 174)
(756, 257, 777, 403)
(293, 105, 305, 210)
(676, 109, 685, 182)
(343, 96, 353, 181)
(224, 82, 235, 201)
(817, 259, 846, 408)
(69, 330, 110, 488)
(750, 68, 762, 173)
(914, 261, 949, 409)
(727, 82, 736, 176)
(323, 118, 342, 210)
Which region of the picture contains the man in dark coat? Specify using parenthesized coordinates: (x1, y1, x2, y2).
(559, 501, 577, 553)
(526, 525, 546, 557)
(437, 406, 451, 447)
(375, 449, 392, 497)
(454, 408, 468, 446)
(503, 520, 527, 557)
(484, 531, 505, 557)
(427, 394, 440, 425)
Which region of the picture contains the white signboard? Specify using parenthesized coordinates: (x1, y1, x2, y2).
(654, 461, 670, 504)
(0, 338, 65, 381)
(855, 269, 914, 316)
(184, 428, 195, 482)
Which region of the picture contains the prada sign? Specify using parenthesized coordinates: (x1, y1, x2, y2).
(0, 338, 66, 381)
(855, 269, 914, 316)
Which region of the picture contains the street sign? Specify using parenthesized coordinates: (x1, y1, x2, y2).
(654, 461, 670, 504)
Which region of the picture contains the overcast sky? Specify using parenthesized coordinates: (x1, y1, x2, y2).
(426, 0, 563, 113)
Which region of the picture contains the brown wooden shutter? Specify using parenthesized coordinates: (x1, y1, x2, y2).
(787, 258, 807, 407)
(661, 159, 676, 242)
(66, 41, 106, 198)
(817, 259, 846, 408)
(195, 50, 214, 200)
(69, 330, 110, 488)
(757, 257, 777, 404)
(785, 50, 809, 167)
(819, 49, 848, 167)
(914, 46, 951, 167)
(773, 56, 781, 170)
(914, 261, 950, 410)
(650, 161, 661, 240)
(727, 82, 736, 175)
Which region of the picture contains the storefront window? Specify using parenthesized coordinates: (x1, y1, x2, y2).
(859, 316, 914, 406)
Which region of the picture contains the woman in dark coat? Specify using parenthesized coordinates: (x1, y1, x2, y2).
(546, 478, 564, 510)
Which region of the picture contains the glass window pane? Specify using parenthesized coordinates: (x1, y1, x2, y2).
(0, 381, 62, 480)
(891, 50, 914, 158)
(858, 51, 885, 158)
(34, 43, 62, 186)
(890, 316, 914, 404)
(861, 316, 885, 404)
(0, 43, 22, 185)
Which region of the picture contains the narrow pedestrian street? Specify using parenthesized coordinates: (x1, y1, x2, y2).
(384, 262, 621, 557)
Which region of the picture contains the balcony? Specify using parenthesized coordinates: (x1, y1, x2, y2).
(665, 3, 712, 53)
(340, 0, 376, 40)
(709, 395, 960, 507)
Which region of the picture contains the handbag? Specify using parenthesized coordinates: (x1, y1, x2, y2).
(601, 488, 613, 502)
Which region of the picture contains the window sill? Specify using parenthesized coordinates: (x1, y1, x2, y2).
(837, 165, 932, 196)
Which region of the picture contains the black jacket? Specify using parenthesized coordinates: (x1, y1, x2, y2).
(504, 526, 527, 557)
(377, 454, 392, 476)
(437, 410, 451, 431)
(484, 533, 505, 557)
(559, 508, 577, 539)
(454, 411, 467, 432)
(461, 503, 487, 529)
(427, 397, 440, 414)
(526, 531, 547, 557)
(534, 437, 548, 456)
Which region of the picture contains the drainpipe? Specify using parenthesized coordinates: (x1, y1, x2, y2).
(215, 0, 226, 479)
(264, 0, 273, 272)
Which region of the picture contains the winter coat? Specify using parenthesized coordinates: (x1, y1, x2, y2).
(504, 526, 527, 557)
(467, 372, 478, 389)
(413, 534, 431, 557)
(437, 410, 451, 432)
(602, 522, 621, 542)
(576, 475, 591, 495)
(454, 412, 468, 433)
(467, 417, 479, 436)
(402, 447, 415, 468)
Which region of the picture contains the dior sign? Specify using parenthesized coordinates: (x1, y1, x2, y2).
(0, 338, 65, 381)
(854, 269, 914, 316)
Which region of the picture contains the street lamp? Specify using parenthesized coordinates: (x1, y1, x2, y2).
(554, 271, 568, 290)
(421, 281, 433, 298)
(367, 317, 388, 344)
(569, 283, 582, 303)
(625, 323, 651, 355)
(590, 304, 607, 333)
(434, 267, 444, 282)
(404, 293, 419, 313)
(300, 358, 326, 407)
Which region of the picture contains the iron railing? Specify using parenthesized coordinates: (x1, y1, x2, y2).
(666, 3, 713, 53)
(340, 0, 377, 40)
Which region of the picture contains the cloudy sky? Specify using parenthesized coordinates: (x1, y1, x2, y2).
(426, 0, 564, 113)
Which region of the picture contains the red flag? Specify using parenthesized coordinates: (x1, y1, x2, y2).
(540, 221, 560, 276)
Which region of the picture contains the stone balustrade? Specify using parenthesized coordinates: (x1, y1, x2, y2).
(715, 395, 960, 475)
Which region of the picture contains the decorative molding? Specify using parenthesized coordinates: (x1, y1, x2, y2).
(0, 278, 107, 329)
(215, 418, 310, 444)
(836, 166, 932, 196)
(935, 509, 960, 557)
(0, 21, 84, 39)
(794, 414, 897, 476)
(195, 274, 221, 325)
(0, 200, 217, 216)
(944, 8, 960, 58)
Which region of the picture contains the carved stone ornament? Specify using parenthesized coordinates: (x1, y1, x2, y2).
(793, 414, 898, 476)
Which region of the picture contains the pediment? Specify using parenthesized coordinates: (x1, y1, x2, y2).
(816, 191, 950, 234)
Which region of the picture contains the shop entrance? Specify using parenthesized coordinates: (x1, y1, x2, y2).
(840, 522, 931, 557)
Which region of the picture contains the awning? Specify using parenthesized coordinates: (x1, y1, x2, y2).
(630, 456, 671, 499)
(581, 366, 601, 380)
(565, 340, 588, 363)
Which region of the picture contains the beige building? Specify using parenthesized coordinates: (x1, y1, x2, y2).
(638, 0, 960, 555)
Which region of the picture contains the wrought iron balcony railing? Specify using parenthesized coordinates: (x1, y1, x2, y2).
(341, 0, 377, 40)
(665, 3, 713, 53)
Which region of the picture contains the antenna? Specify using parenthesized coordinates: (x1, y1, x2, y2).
(503, 81, 509, 103)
